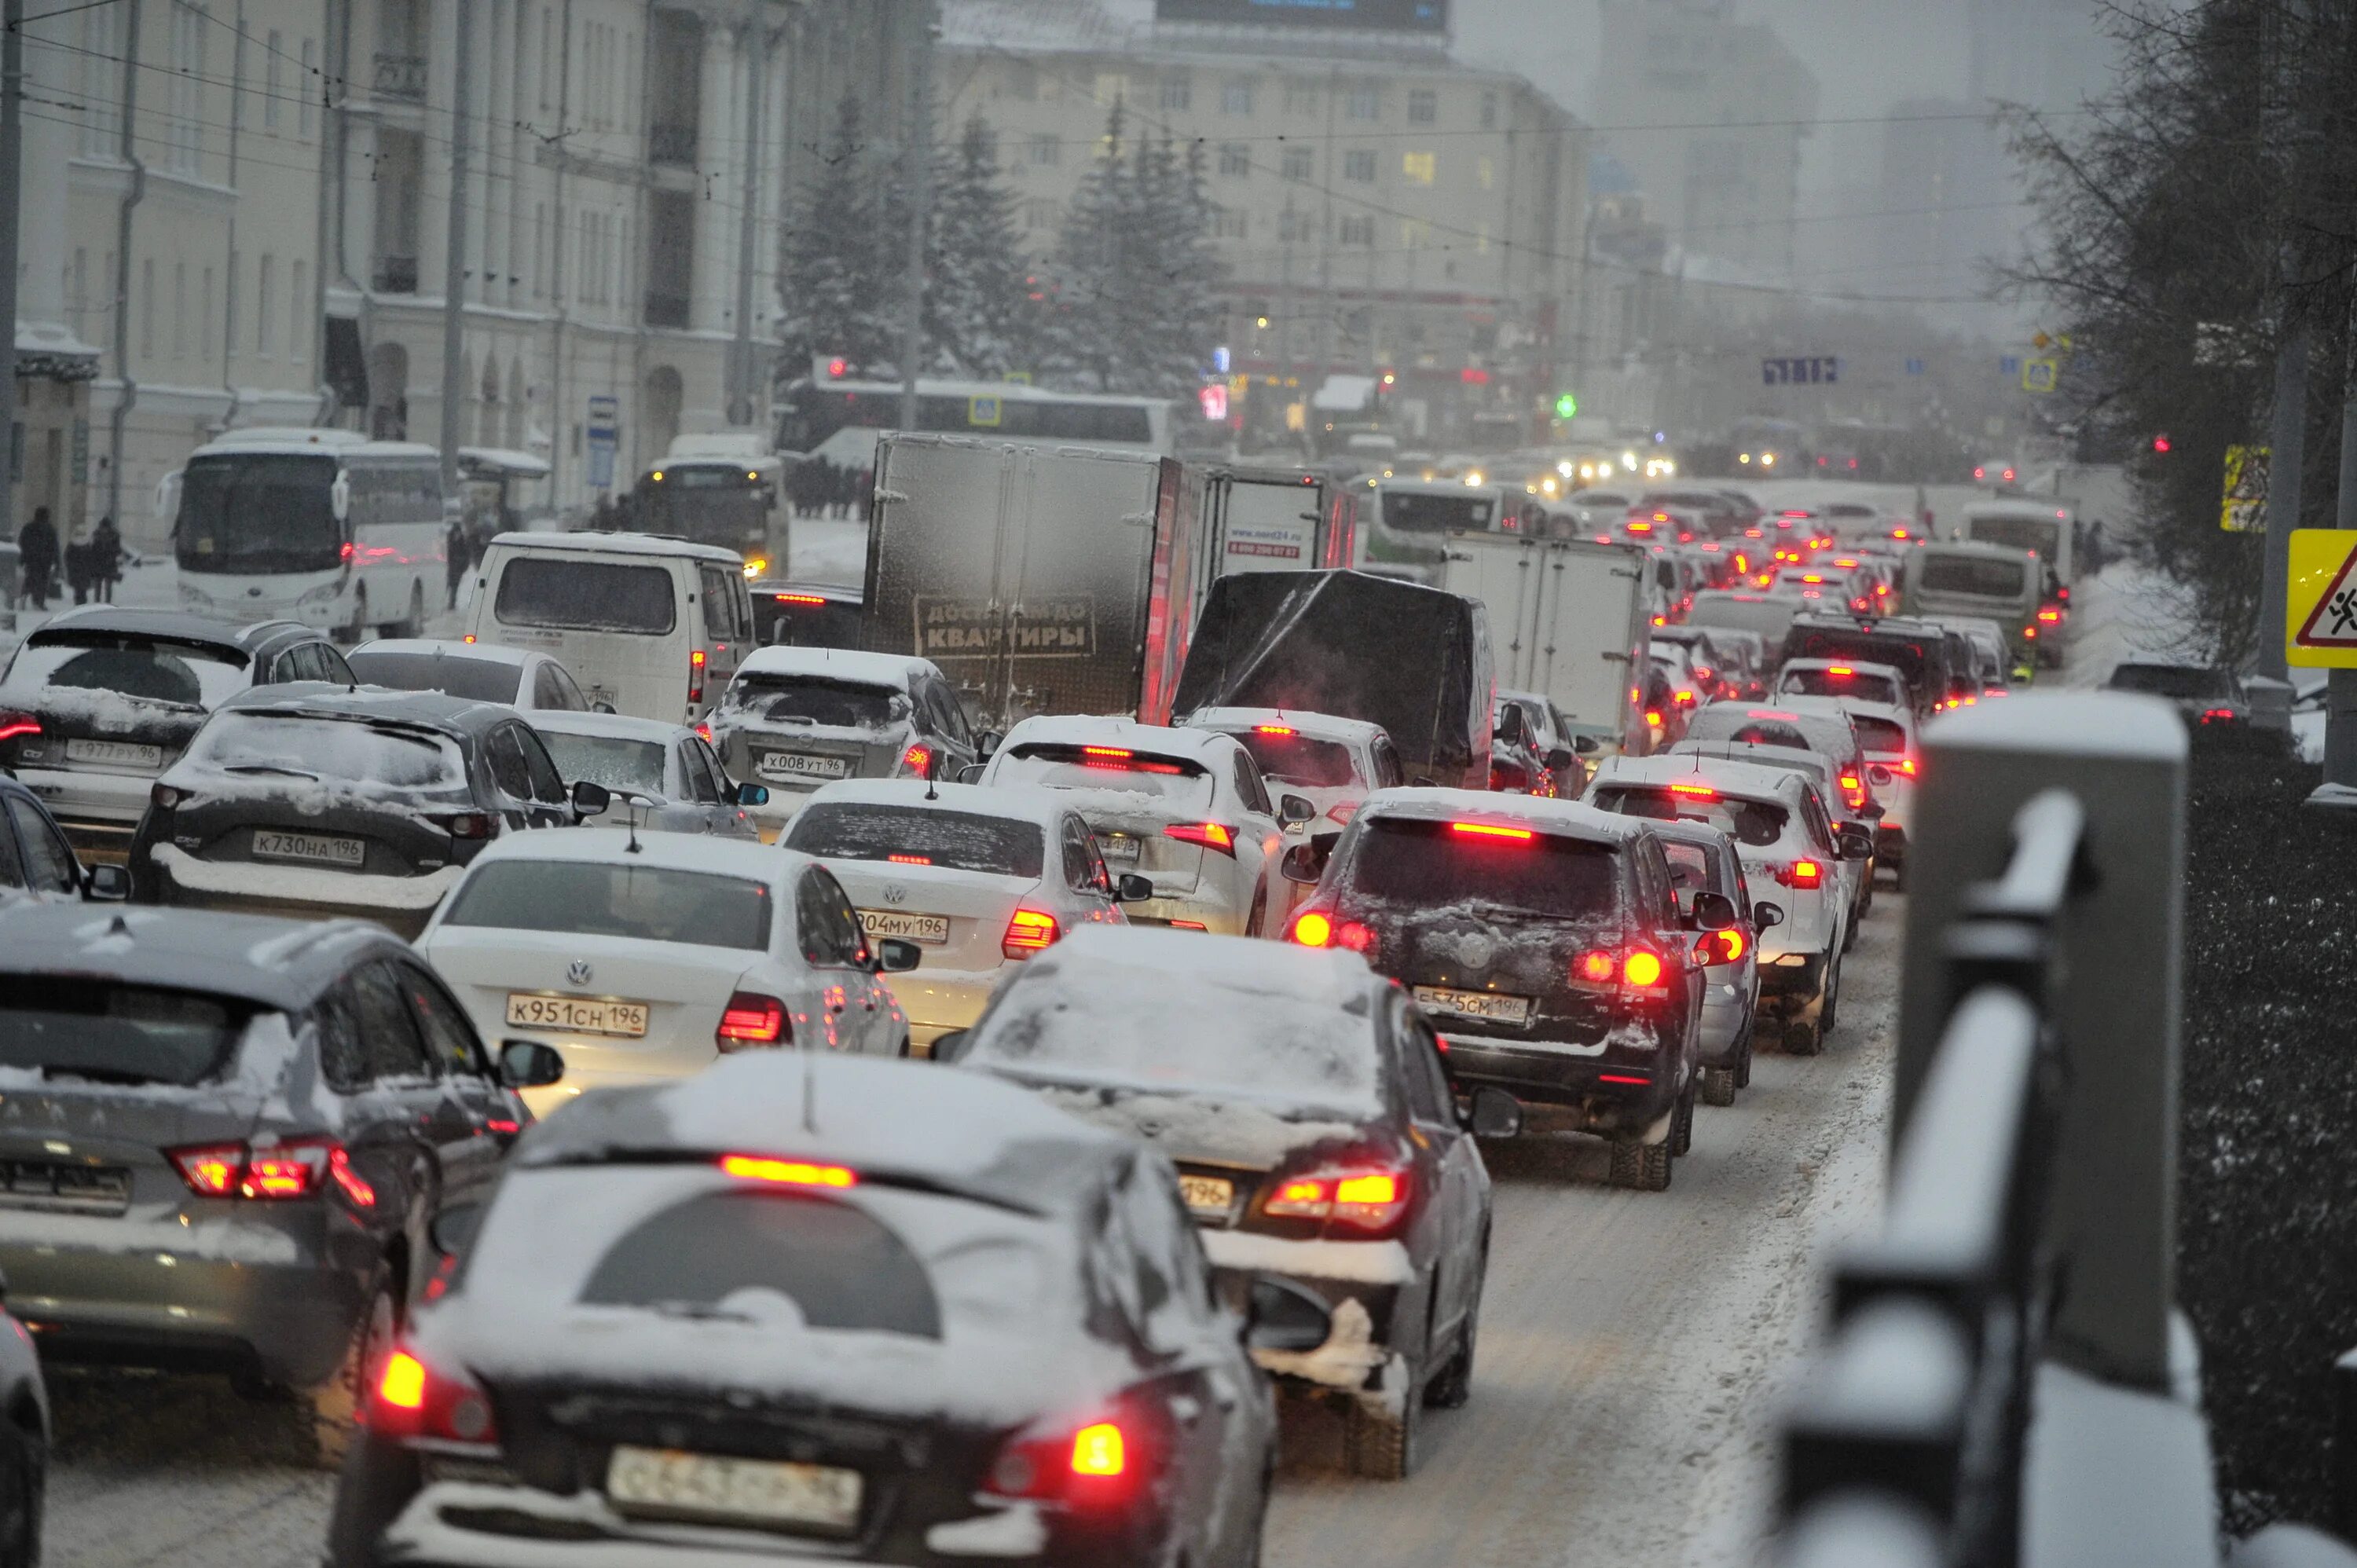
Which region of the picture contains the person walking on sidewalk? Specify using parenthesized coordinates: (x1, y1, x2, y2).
(16, 507, 58, 611)
(90, 515, 123, 603)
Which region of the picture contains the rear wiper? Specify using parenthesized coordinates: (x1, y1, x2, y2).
(41, 1065, 162, 1086)
(222, 763, 321, 780)
(647, 1300, 756, 1324)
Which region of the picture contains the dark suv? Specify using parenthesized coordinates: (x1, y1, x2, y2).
(1778, 613, 1959, 719)
(1283, 788, 1735, 1192)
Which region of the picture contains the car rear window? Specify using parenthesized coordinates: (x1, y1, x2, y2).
(2108, 665, 2233, 699)
(1781, 669, 1903, 705)
(0, 980, 252, 1086)
(494, 557, 677, 635)
(4, 636, 250, 709)
(536, 732, 668, 794)
(995, 744, 1215, 809)
(725, 674, 902, 731)
(1347, 817, 1621, 921)
(787, 803, 1046, 879)
(1230, 728, 1358, 788)
(1379, 491, 1497, 534)
(1851, 716, 1909, 755)
(1592, 786, 1789, 848)
(1921, 555, 2031, 598)
(1685, 595, 1798, 640)
(346, 650, 522, 704)
(187, 713, 465, 789)
(441, 861, 773, 949)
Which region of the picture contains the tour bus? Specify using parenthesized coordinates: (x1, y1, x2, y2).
(163, 428, 445, 640)
(627, 432, 790, 572)
(775, 373, 1182, 474)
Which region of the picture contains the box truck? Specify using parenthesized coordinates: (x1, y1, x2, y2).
(1439, 531, 1651, 755)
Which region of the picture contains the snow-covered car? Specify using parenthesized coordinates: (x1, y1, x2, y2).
(127, 684, 602, 940)
(0, 608, 356, 864)
(324, 1052, 1318, 1568)
(783, 779, 1149, 1056)
(707, 647, 980, 838)
(1496, 690, 1586, 797)
(951, 926, 1512, 1478)
(1650, 816, 1763, 1105)
(1775, 657, 1909, 711)
(1585, 755, 1861, 1056)
(1180, 706, 1402, 832)
(345, 638, 597, 713)
(416, 827, 918, 1116)
(1827, 697, 1920, 888)
(978, 716, 1308, 938)
(525, 709, 761, 838)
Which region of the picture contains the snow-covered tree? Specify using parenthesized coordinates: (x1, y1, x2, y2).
(776, 95, 902, 377)
(925, 115, 1039, 379)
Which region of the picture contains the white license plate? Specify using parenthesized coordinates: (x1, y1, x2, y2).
(504, 992, 650, 1038)
(64, 738, 162, 768)
(1099, 833, 1142, 865)
(757, 750, 852, 782)
(857, 909, 951, 944)
(251, 830, 367, 868)
(1178, 1173, 1234, 1214)
(1414, 986, 1534, 1024)
(607, 1445, 863, 1530)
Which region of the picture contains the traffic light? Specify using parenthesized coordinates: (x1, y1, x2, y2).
(1554, 392, 1579, 420)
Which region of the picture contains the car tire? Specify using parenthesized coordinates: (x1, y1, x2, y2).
(1701, 1064, 1738, 1106)
(307, 1267, 401, 1471)
(1819, 960, 1842, 1038)
(386, 581, 425, 639)
(339, 584, 369, 645)
(0, 1413, 46, 1568)
(1423, 1252, 1483, 1411)
(1346, 1374, 1424, 1480)
(1246, 887, 1268, 940)
(1736, 1028, 1754, 1089)
(1608, 1134, 1672, 1192)
(1670, 1079, 1696, 1155)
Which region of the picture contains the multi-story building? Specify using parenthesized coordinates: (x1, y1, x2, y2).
(943, 0, 1586, 447)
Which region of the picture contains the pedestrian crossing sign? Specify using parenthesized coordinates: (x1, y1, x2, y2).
(2287, 529, 2357, 667)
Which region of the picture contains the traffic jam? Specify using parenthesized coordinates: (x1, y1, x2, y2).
(0, 433, 2079, 1566)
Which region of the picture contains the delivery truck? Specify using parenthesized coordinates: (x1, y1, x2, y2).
(1439, 531, 1651, 755)
(1196, 466, 1358, 588)
(860, 434, 1205, 729)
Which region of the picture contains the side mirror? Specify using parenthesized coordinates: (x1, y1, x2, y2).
(592, 700, 618, 716)
(497, 1038, 566, 1089)
(1754, 901, 1784, 931)
(1279, 841, 1325, 885)
(1855, 800, 1887, 822)
(956, 763, 988, 785)
(976, 729, 1004, 760)
(735, 781, 771, 807)
(875, 937, 922, 973)
(1545, 746, 1577, 773)
(1277, 793, 1317, 829)
(1463, 1085, 1523, 1138)
(1690, 890, 1738, 932)
(1836, 826, 1875, 861)
(1244, 1273, 1334, 1354)
(1116, 873, 1156, 903)
(928, 1028, 973, 1064)
(428, 1204, 483, 1257)
(1574, 734, 1601, 755)
(570, 779, 610, 816)
(82, 863, 132, 902)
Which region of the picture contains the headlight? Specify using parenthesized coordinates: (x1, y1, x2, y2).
(298, 581, 343, 606)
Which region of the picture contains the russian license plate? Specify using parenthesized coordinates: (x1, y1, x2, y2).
(505, 992, 651, 1038)
(757, 750, 852, 782)
(1098, 833, 1142, 865)
(607, 1445, 863, 1530)
(1414, 986, 1534, 1025)
(64, 738, 162, 768)
(1178, 1173, 1234, 1214)
(250, 830, 367, 868)
(858, 909, 951, 944)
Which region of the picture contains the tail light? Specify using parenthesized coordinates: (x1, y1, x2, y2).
(2022, 626, 2037, 640)
(1325, 800, 1359, 825)
(1163, 822, 1237, 856)
(1571, 943, 1671, 997)
(368, 1346, 500, 1447)
(1263, 1163, 1413, 1233)
(0, 713, 38, 743)
(720, 1153, 857, 1188)
(2199, 707, 2238, 724)
(900, 744, 933, 779)
(1689, 666, 1714, 685)
(984, 1409, 1153, 1510)
(1003, 907, 1060, 958)
(1284, 908, 1373, 953)
(1776, 859, 1826, 890)
(716, 992, 789, 1050)
(1693, 927, 1747, 965)
(432, 811, 493, 839)
(1838, 773, 1864, 806)
(2037, 608, 2062, 624)
(1674, 689, 1696, 706)
(151, 782, 185, 809)
(689, 648, 707, 705)
(167, 1139, 373, 1206)
(1644, 709, 1664, 728)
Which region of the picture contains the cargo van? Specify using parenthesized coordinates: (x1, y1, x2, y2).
(463, 532, 756, 724)
(1903, 542, 2043, 672)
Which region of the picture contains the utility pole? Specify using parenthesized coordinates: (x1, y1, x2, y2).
(896, 3, 936, 434)
(2322, 328, 2357, 785)
(2258, 304, 2308, 685)
(727, 0, 767, 427)
(439, 0, 476, 496)
(0, 0, 24, 540)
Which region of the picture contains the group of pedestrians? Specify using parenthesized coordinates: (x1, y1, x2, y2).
(14, 509, 124, 612)
(789, 457, 871, 519)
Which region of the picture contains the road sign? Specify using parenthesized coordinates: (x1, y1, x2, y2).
(2220, 445, 2267, 532)
(1904, 357, 1926, 376)
(585, 394, 619, 490)
(2021, 357, 2058, 394)
(2000, 355, 2022, 378)
(969, 394, 1003, 428)
(1761, 357, 1838, 387)
(2286, 529, 2357, 667)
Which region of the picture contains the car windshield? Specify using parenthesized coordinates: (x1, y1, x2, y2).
(174, 453, 342, 574)
(440, 861, 773, 949)
(1921, 555, 2032, 598)
(495, 558, 676, 635)
(725, 674, 902, 731)
(1967, 516, 2060, 557)
(786, 803, 1047, 878)
(2108, 665, 2234, 699)
(346, 650, 523, 704)
(1379, 491, 1496, 533)
(994, 744, 1217, 808)
(186, 713, 465, 789)
(1851, 716, 1910, 754)
(1781, 669, 1903, 705)
(537, 732, 669, 794)
(4, 636, 250, 709)
(1686, 709, 1847, 757)
(1230, 727, 1359, 788)
(0, 980, 253, 1086)
(1591, 786, 1790, 848)
(1347, 817, 1621, 921)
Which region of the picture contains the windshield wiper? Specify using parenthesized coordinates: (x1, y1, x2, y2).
(222, 763, 321, 780)
(647, 1300, 757, 1323)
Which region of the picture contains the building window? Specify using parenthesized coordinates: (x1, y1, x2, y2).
(172, 262, 186, 357)
(1283, 80, 1316, 115)
(1402, 151, 1435, 185)
(1478, 155, 1495, 190)
(1345, 82, 1379, 120)
(69, 248, 86, 336)
(1340, 215, 1373, 246)
(299, 38, 316, 134)
(140, 258, 154, 357)
(1481, 90, 1498, 129)
(1219, 143, 1249, 178)
(1022, 197, 1056, 232)
(1281, 146, 1313, 181)
(1093, 73, 1125, 108)
(291, 260, 306, 357)
(263, 30, 282, 129)
(1222, 79, 1253, 115)
(257, 255, 277, 355)
(1211, 208, 1248, 239)
(1028, 133, 1061, 167)
(1277, 207, 1310, 243)
(1407, 88, 1435, 124)
(1159, 74, 1190, 111)
(540, 7, 553, 110)
(1400, 218, 1431, 248)
(79, 4, 119, 155)
(533, 203, 545, 297)
(167, 2, 208, 173)
(200, 266, 213, 359)
(1343, 148, 1375, 181)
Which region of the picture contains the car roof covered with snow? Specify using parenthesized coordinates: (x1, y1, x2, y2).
(350, 637, 544, 669)
(1783, 656, 1906, 680)
(1355, 785, 1648, 845)
(521, 709, 700, 745)
(453, 819, 819, 881)
(1182, 705, 1388, 748)
(1589, 753, 1819, 806)
(485, 529, 742, 565)
(210, 680, 515, 736)
(21, 606, 311, 657)
(734, 646, 939, 687)
(1684, 701, 1857, 756)
(1666, 740, 1834, 787)
(999, 714, 1248, 766)
(0, 902, 397, 1010)
(792, 777, 1082, 835)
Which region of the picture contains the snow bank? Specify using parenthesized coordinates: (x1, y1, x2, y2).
(1199, 1229, 1413, 1288)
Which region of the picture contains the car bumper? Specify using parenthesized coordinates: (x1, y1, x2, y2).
(12, 767, 152, 863)
(145, 845, 462, 940)
(1697, 977, 1753, 1068)
(1875, 823, 1908, 865)
(1435, 1035, 1680, 1134)
(1757, 952, 1827, 1013)
(1199, 1230, 1410, 1393)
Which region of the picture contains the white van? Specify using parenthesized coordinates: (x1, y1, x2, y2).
(463, 532, 755, 724)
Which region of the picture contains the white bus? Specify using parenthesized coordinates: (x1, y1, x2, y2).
(775, 375, 1182, 471)
(163, 429, 445, 640)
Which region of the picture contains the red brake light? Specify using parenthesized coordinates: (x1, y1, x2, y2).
(1828, 665, 1854, 676)
(1674, 689, 1696, 705)
(1900, 757, 1918, 777)
(1783, 859, 1825, 889)
(719, 1154, 856, 1188)
(168, 1140, 368, 1203)
(169, 1144, 243, 1197)
(775, 592, 827, 605)
(1644, 709, 1665, 727)
(1668, 782, 1717, 798)
(368, 1345, 499, 1446)
(1254, 724, 1296, 736)
(0, 714, 38, 743)
(378, 1351, 427, 1411)
(688, 647, 706, 704)
(1622, 951, 1664, 987)
(1264, 1164, 1411, 1231)
(1290, 910, 1334, 947)
(2038, 608, 2061, 623)
(1450, 822, 1534, 841)
(900, 744, 933, 779)
(1082, 745, 1131, 760)
(433, 811, 493, 839)
(887, 852, 932, 865)
(463, 633, 477, 643)
(339, 540, 355, 562)
(716, 992, 788, 1050)
(1694, 927, 1747, 965)
(1164, 822, 1237, 855)
(2200, 707, 2238, 724)
(1577, 951, 1615, 983)
(1003, 907, 1060, 958)
(1072, 1422, 1127, 1478)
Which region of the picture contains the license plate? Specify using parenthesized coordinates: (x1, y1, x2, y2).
(505, 992, 650, 1038)
(757, 750, 852, 782)
(1099, 833, 1142, 865)
(1178, 1174, 1234, 1214)
(857, 909, 950, 944)
(250, 830, 367, 868)
(1414, 986, 1534, 1024)
(64, 738, 162, 768)
(607, 1445, 863, 1530)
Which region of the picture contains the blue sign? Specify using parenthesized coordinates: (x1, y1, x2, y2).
(2000, 356, 2022, 377)
(585, 394, 619, 490)
(1905, 357, 1926, 376)
(1213, 346, 1233, 376)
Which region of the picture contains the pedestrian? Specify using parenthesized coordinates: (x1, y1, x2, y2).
(16, 507, 58, 611)
(91, 515, 122, 603)
(445, 516, 471, 610)
(2087, 518, 2109, 577)
(856, 464, 875, 523)
(64, 535, 90, 606)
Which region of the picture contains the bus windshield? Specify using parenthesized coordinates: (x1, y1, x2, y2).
(175, 454, 342, 574)
(1965, 516, 2059, 559)
(633, 467, 770, 553)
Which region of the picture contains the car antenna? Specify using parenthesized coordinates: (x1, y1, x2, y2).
(801, 1013, 819, 1134)
(623, 795, 645, 855)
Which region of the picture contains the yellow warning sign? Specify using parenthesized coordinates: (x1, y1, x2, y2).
(2287, 529, 2357, 667)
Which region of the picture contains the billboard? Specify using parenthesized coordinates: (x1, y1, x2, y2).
(1154, 0, 1448, 33)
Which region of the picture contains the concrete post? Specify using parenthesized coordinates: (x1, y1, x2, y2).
(1895, 692, 2187, 1391)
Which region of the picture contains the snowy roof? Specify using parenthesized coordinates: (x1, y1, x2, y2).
(352, 636, 541, 668)
(1184, 705, 1388, 748)
(1357, 785, 1645, 844)
(486, 530, 742, 564)
(1783, 658, 1907, 681)
(796, 778, 1083, 837)
(1590, 753, 1816, 805)
(1000, 714, 1243, 765)
(522, 709, 699, 745)
(215, 680, 512, 733)
(456, 822, 817, 882)
(941, 0, 1142, 52)
(0, 902, 390, 1010)
(458, 445, 552, 478)
(194, 429, 437, 461)
(664, 432, 772, 462)
(1667, 739, 1832, 787)
(735, 646, 938, 687)
(1926, 691, 2187, 762)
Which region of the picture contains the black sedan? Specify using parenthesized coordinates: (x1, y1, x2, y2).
(128, 683, 606, 938)
(0, 901, 559, 1467)
(948, 925, 1512, 1480)
(325, 1052, 1320, 1567)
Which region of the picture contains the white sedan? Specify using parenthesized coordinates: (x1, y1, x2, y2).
(977, 716, 1310, 938)
(526, 709, 761, 838)
(415, 829, 918, 1116)
(1180, 705, 1402, 830)
(782, 779, 1148, 1055)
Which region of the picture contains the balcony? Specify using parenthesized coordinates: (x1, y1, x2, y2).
(649, 123, 697, 166)
(644, 288, 689, 328)
(373, 52, 427, 101)
(373, 255, 419, 294)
